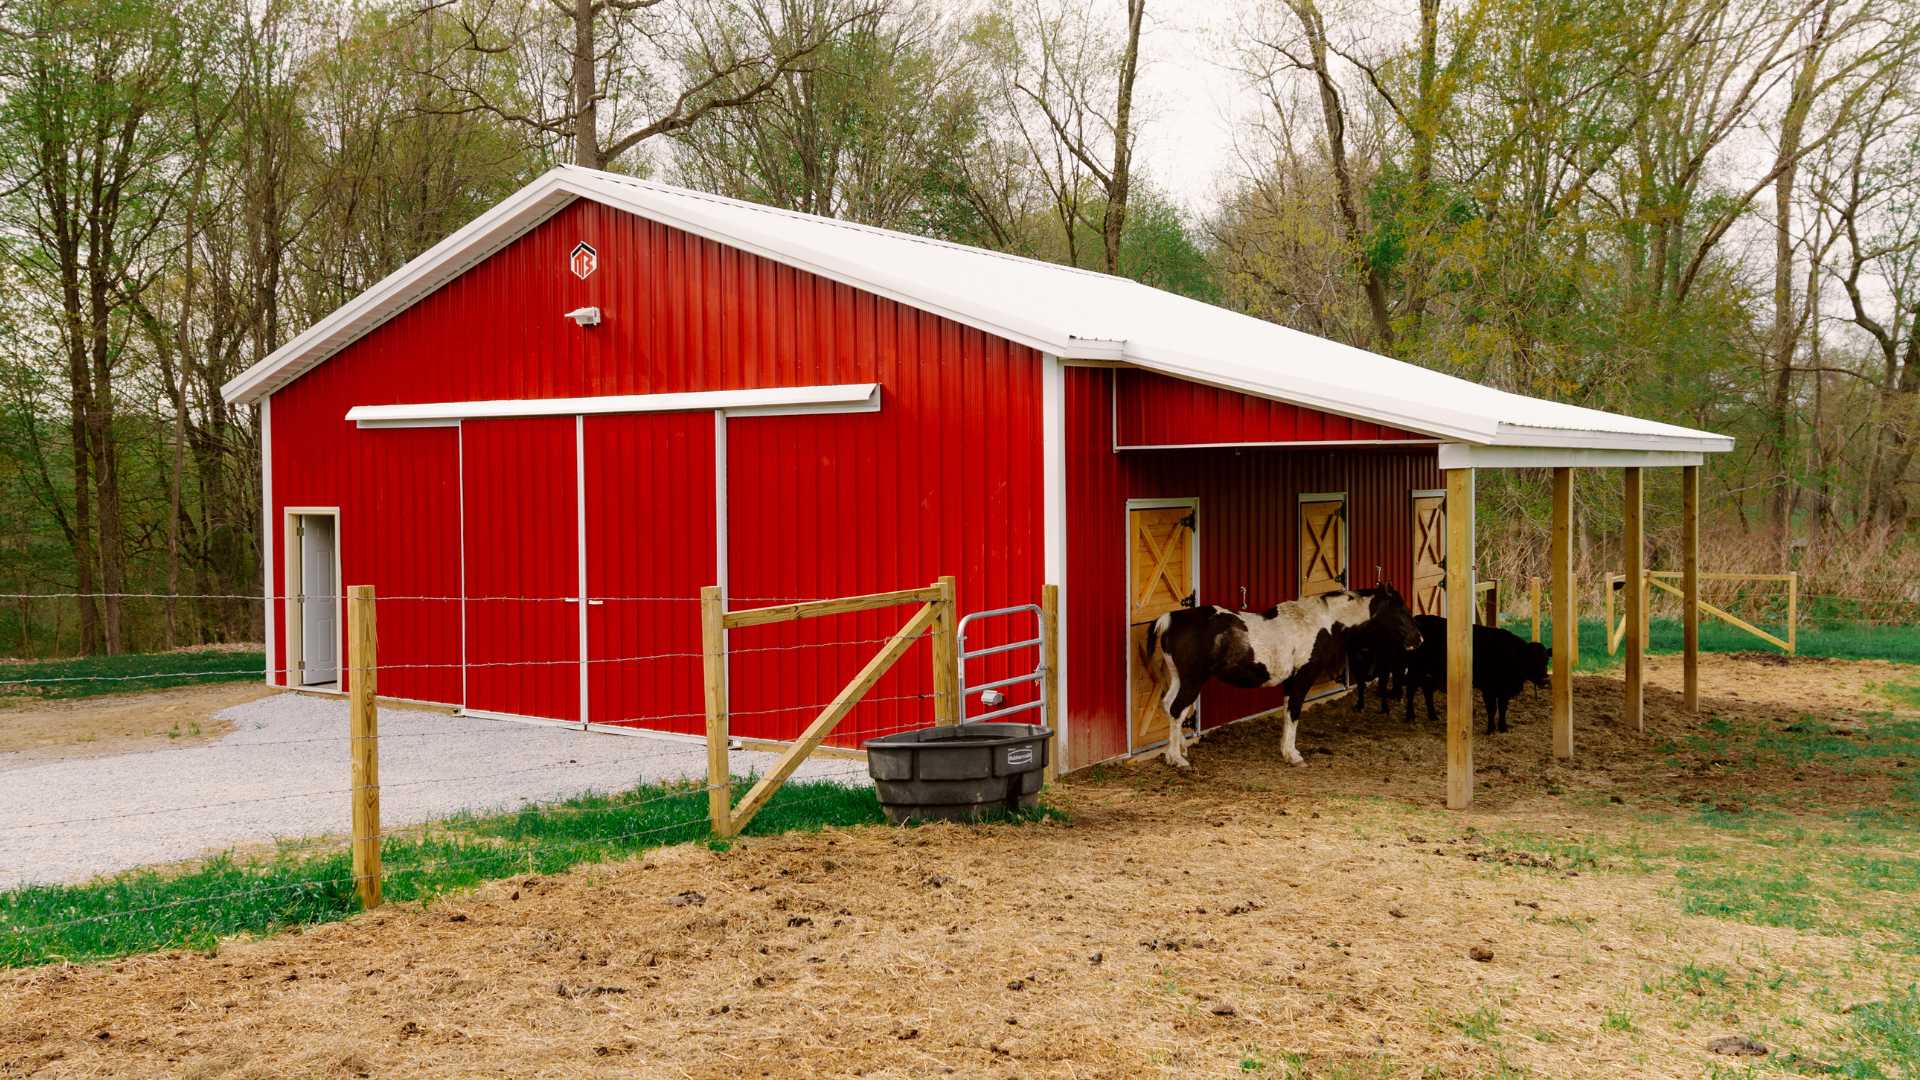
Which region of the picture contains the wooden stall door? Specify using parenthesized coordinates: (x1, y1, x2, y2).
(1128, 503, 1196, 750)
(1300, 496, 1349, 698)
(1412, 493, 1446, 616)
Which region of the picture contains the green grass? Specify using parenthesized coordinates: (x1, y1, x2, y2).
(1834, 983, 1920, 1078)
(0, 651, 266, 700)
(0, 774, 892, 968)
(1509, 617, 1920, 669)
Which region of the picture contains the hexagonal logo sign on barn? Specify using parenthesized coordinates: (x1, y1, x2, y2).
(569, 242, 597, 280)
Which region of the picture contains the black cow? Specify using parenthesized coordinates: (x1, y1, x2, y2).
(1402, 615, 1551, 733)
(1347, 620, 1410, 713)
(1144, 584, 1422, 767)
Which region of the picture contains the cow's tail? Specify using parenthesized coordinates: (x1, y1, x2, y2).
(1145, 611, 1168, 664)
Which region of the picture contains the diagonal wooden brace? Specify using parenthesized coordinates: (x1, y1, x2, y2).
(720, 600, 941, 837)
(1646, 575, 1791, 653)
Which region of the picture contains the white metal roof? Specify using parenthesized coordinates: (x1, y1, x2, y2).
(221, 165, 1731, 455)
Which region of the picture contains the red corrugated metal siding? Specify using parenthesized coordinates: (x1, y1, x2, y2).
(1066, 367, 1441, 767)
(1115, 369, 1429, 447)
(725, 323, 1045, 746)
(267, 379, 463, 704)
(267, 199, 1045, 741)
(584, 412, 716, 734)
(462, 417, 581, 721)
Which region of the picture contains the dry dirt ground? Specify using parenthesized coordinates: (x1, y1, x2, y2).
(1, 656, 1915, 1079)
(0, 684, 281, 771)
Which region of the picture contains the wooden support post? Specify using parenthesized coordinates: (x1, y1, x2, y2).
(1682, 466, 1699, 714)
(1552, 468, 1574, 760)
(1623, 468, 1645, 732)
(1483, 579, 1500, 629)
(1445, 468, 1474, 809)
(1530, 577, 1541, 643)
(1041, 583, 1060, 785)
(348, 585, 381, 911)
(931, 575, 959, 725)
(701, 585, 730, 835)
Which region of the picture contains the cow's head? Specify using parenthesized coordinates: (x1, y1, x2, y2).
(1355, 584, 1422, 652)
(1525, 642, 1552, 688)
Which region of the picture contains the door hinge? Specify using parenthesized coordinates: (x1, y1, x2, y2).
(1177, 511, 1195, 531)
(1181, 591, 1197, 608)
(296, 660, 305, 671)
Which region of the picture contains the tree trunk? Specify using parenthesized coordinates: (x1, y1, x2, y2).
(573, 0, 601, 169)
(1101, 0, 1145, 276)
(1401, 0, 1440, 325)
(1764, 3, 1832, 543)
(1289, 0, 1394, 348)
(89, 261, 127, 654)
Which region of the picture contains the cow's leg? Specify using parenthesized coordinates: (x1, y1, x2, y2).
(1280, 706, 1304, 765)
(1280, 684, 1311, 765)
(1424, 682, 1439, 726)
(1159, 663, 1202, 768)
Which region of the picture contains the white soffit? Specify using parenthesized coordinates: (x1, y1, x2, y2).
(1437, 444, 1706, 470)
(348, 383, 881, 428)
(226, 165, 1735, 457)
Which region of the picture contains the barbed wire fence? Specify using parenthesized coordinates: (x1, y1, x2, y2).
(0, 577, 1061, 964)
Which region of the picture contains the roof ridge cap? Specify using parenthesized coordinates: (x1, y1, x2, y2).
(562, 166, 1121, 282)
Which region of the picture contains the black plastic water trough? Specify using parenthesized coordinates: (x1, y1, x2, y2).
(862, 722, 1053, 824)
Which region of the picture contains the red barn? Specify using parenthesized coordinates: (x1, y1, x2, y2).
(223, 167, 1730, 789)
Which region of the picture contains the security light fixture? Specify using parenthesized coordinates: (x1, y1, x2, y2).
(565, 306, 602, 327)
(980, 689, 1006, 708)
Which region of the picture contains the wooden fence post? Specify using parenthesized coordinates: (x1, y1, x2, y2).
(701, 585, 730, 835)
(1605, 574, 1616, 656)
(348, 585, 381, 911)
(1042, 583, 1060, 785)
(931, 575, 959, 725)
(1530, 577, 1541, 643)
(1571, 577, 1580, 668)
(1483, 579, 1500, 628)
(1642, 568, 1651, 654)
(1787, 572, 1798, 655)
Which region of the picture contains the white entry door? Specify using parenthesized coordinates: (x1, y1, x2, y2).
(299, 514, 338, 685)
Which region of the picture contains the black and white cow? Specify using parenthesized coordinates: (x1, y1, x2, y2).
(1144, 585, 1422, 767)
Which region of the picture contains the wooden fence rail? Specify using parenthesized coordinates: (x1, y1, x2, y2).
(704, 577, 958, 838)
(1605, 571, 1797, 655)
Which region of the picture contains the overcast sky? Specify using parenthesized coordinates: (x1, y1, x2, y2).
(1128, 1, 1258, 217)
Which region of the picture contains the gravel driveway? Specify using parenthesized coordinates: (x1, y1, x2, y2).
(0, 691, 869, 890)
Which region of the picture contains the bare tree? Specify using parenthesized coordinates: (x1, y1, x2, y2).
(984, 0, 1145, 275)
(421, 0, 852, 170)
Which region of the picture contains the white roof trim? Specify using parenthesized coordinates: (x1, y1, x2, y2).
(348, 383, 880, 428)
(225, 165, 1733, 456)
(1437, 444, 1705, 470)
